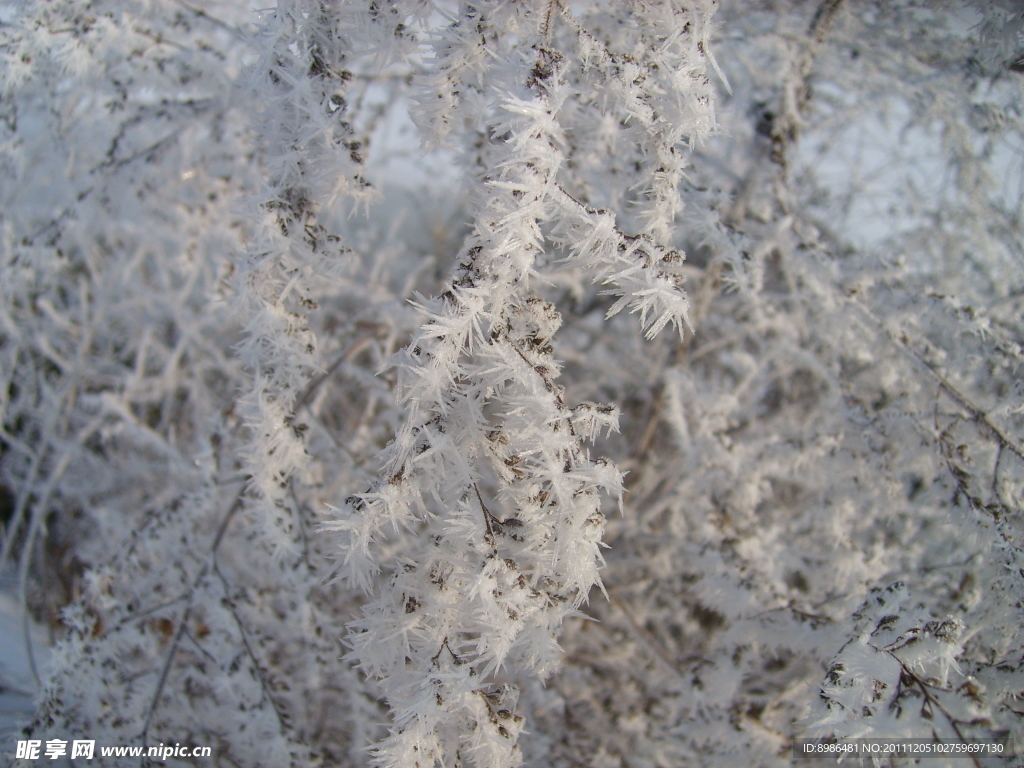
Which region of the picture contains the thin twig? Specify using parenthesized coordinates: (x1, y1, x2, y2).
(606, 594, 689, 685)
(886, 652, 984, 768)
(292, 335, 374, 414)
(769, 0, 847, 170)
(473, 483, 496, 546)
(863, 302, 1024, 464)
(212, 564, 290, 735)
(169, 0, 250, 41)
(139, 491, 242, 752)
(140, 604, 192, 748)
(288, 478, 311, 566)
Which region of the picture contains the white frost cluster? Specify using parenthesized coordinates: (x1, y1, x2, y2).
(325, 3, 720, 765)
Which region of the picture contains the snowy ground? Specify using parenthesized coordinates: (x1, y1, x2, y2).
(0, 578, 48, 748)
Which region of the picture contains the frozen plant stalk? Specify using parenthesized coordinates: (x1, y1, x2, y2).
(326, 2, 720, 766)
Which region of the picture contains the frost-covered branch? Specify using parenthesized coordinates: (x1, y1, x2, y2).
(326, 3, 719, 765)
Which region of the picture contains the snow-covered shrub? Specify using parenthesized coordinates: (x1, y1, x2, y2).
(1, 1, 1021, 767)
